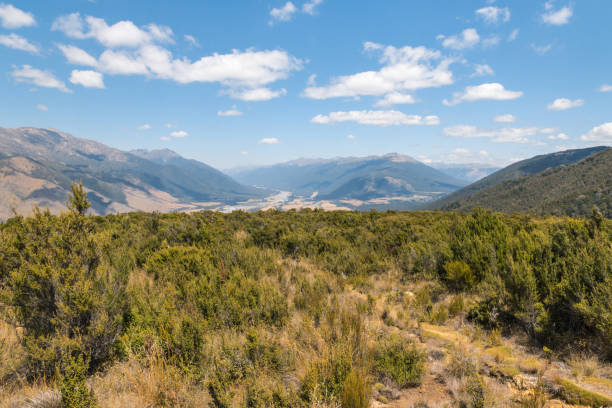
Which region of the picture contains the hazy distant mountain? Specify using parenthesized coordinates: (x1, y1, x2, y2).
(429, 146, 611, 217)
(0, 127, 263, 218)
(430, 163, 500, 183)
(229, 153, 467, 205)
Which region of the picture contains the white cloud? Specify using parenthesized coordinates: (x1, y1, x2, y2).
(548, 133, 569, 140)
(0, 4, 35, 29)
(303, 42, 453, 100)
(241, 151, 249, 155)
(37, 104, 48, 111)
(347, 134, 355, 140)
(494, 114, 516, 123)
(547, 98, 584, 111)
(218, 106, 243, 116)
(0, 33, 38, 53)
(531, 43, 552, 55)
(184, 34, 199, 47)
(311, 110, 440, 127)
(259, 137, 279, 144)
(228, 87, 287, 101)
(476, 6, 510, 24)
(541, 3, 573, 25)
(374, 92, 416, 107)
(444, 125, 553, 143)
(473, 64, 494, 77)
(51, 13, 86, 38)
(160, 136, 171, 141)
(580, 122, 612, 142)
(270, 2, 298, 22)
(137, 124, 151, 130)
(445, 147, 492, 163)
(97, 49, 149, 75)
(58, 44, 98, 66)
(57, 36, 302, 94)
(12, 65, 71, 93)
(170, 130, 188, 138)
(69, 70, 105, 88)
(439, 28, 480, 50)
(302, 0, 323, 14)
(482, 35, 500, 48)
(444, 82, 522, 106)
(52, 13, 174, 48)
(599, 84, 612, 92)
(508, 28, 519, 41)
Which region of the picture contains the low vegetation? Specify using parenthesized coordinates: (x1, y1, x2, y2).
(0, 185, 610, 407)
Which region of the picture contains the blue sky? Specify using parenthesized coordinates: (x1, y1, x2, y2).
(1, 0, 611, 169)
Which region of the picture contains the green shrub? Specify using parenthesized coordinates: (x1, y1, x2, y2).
(448, 295, 465, 317)
(60, 353, 97, 408)
(301, 346, 353, 403)
(373, 336, 425, 388)
(444, 260, 475, 292)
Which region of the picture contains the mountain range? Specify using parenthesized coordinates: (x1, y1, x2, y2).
(229, 153, 468, 207)
(0, 127, 263, 218)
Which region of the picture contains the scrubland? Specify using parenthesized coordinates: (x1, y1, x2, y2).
(0, 193, 611, 407)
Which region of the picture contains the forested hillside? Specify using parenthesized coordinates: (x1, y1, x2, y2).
(428, 146, 609, 212)
(437, 148, 612, 218)
(0, 188, 611, 407)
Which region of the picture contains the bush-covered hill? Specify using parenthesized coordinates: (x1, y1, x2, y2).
(428, 146, 609, 212)
(0, 192, 611, 406)
(436, 147, 612, 218)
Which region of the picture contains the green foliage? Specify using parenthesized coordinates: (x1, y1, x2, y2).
(301, 345, 353, 403)
(60, 353, 97, 408)
(444, 260, 475, 291)
(373, 335, 426, 388)
(66, 182, 91, 216)
(448, 294, 465, 317)
(555, 378, 612, 407)
(464, 375, 486, 408)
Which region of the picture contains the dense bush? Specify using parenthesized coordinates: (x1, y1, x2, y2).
(374, 335, 426, 388)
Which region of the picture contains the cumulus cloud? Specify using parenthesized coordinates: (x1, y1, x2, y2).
(218, 105, 243, 116)
(259, 137, 279, 144)
(55, 20, 302, 99)
(311, 110, 440, 127)
(548, 133, 569, 140)
(600, 84, 612, 92)
(444, 83, 523, 106)
(137, 124, 151, 130)
(541, 2, 573, 25)
(302, 0, 323, 14)
(12, 65, 71, 93)
(476, 6, 510, 24)
(303, 42, 454, 100)
(270, 2, 298, 22)
(69, 70, 105, 88)
(37, 104, 48, 111)
(580, 122, 612, 142)
(347, 134, 355, 140)
(170, 130, 188, 138)
(547, 98, 584, 111)
(0, 3, 35, 29)
(373, 92, 416, 107)
(444, 125, 554, 143)
(494, 114, 516, 123)
(228, 87, 287, 101)
(0, 33, 38, 53)
(438, 28, 480, 50)
(52, 13, 173, 48)
(58, 44, 98, 66)
(473, 64, 494, 77)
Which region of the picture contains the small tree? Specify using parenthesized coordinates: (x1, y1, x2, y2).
(67, 182, 91, 216)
